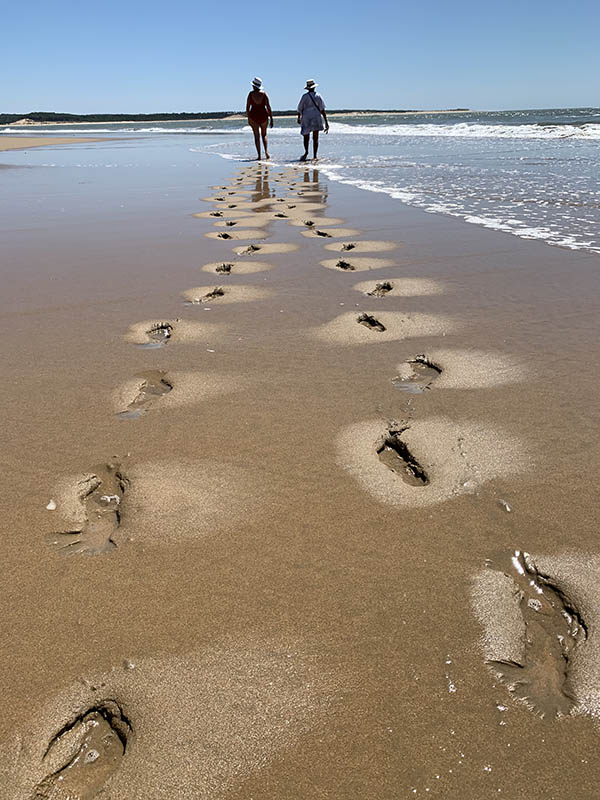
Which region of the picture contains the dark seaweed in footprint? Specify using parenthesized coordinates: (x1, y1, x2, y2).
(392, 355, 441, 393)
(216, 262, 233, 274)
(342, 242, 357, 251)
(314, 229, 332, 238)
(367, 281, 393, 298)
(377, 429, 429, 486)
(33, 701, 132, 800)
(287, 204, 296, 209)
(47, 463, 128, 555)
(225, 220, 237, 227)
(141, 323, 172, 348)
(217, 232, 233, 239)
(214, 196, 225, 201)
(487, 550, 586, 719)
(358, 313, 386, 332)
(227, 203, 237, 208)
(304, 220, 315, 227)
(274, 212, 288, 218)
(209, 211, 223, 217)
(336, 260, 355, 271)
(118, 370, 172, 419)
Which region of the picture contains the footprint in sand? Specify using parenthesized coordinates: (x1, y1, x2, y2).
(202, 260, 273, 275)
(354, 277, 444, 298)
(140, 322, 173, 348)
(334, 259, 356, 271)
(367, 281, 394, 297)
(377, 427, 430, 486)
(475, 551, 587, 719)
(392, 356, 442, 393)
(182, 285, 272, 304)
(32, 701, 131, 799)
(185, 286, 225, 303)
(320, 257, 395, 273)
(206, 229, 268, 241)
(324, 240, 398, 254)
(357, 313, 386, 332)
(117, 370, 173, 419)
(233, 243, 298, 257)
(47, 462, 128, 555)
(301, 227, 360, 239)
(313, 311, 455, 345)
(238, 244, 262, 255)
(286, 216, 344, 228)
(336, 417, 527, 507)
(126, 319, 220, 347)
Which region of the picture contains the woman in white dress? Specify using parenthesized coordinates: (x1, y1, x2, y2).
(297, 79, 329, 161)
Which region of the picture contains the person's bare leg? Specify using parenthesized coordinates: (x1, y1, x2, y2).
(261, 123, 270, 159)
(300, 134, 310, 161)
(313, 131, 319, 160)
(250, 122, 261, 159)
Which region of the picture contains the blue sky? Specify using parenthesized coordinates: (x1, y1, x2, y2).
(3, 0, 599, 112)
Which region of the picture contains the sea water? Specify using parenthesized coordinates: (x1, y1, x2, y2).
(3, 108, 599, 253)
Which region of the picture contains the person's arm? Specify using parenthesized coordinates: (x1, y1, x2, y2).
(265, 94, 274, 128)
(246, 93, 252, 124)
(297, 96, 304, 126)
(320, 97, 329, 133)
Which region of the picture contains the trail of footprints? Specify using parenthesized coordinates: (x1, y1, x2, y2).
(37, 162, 567, 797)
(36, 164, 342, 796)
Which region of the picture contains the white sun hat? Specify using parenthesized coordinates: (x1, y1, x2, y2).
(305, 79, 319, 89)
(252, 77, 263, 89)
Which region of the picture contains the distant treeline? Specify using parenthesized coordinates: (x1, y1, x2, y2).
(1, 109, 469, 124)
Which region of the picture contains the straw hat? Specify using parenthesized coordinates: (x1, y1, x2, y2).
(305, 79, 318, 89)
(252, 77, 263, 89)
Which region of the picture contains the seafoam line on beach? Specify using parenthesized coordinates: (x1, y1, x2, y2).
(314, 164, 600, 254)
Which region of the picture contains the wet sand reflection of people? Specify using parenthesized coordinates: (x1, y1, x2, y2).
(302, 167, 328, 202)
(254, 165, 273, 201)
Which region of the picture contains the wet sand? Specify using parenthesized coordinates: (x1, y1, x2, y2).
(1, 145, 600, 798)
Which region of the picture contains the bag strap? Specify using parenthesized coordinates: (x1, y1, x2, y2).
(307, 92, 323, 116)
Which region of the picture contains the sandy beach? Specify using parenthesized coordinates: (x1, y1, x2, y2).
(1, 139, 600, 799)
(0, 136, 107, 151)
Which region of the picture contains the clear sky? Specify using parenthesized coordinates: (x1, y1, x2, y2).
(3, 0, 599, 113)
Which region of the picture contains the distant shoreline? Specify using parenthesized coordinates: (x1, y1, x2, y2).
(2, 109, 472, 127)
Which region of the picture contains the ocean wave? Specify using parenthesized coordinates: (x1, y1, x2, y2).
(5, 120, 600, 140)
(325, 121, 600, 140)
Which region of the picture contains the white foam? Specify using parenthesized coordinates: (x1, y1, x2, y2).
(326, 120, 600, 141)
(316, 164, 600, 254)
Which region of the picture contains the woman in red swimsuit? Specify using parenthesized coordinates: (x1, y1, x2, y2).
(246, 77, 273, 160)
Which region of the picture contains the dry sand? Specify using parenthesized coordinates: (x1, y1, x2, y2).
(0, 136, 106, 151)
(2, 152, 600, 800)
